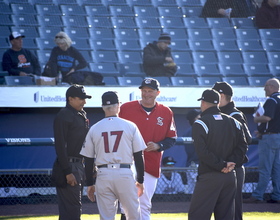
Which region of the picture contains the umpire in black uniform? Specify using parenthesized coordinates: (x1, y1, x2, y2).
(213, 82, 252, 220)
(53, 84, 91, 220)
(188, 89, 248, 220)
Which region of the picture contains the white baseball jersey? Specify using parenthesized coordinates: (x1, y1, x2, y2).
(80, 116, 146, 165)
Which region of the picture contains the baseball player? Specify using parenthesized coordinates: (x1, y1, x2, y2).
(80, 91, 146, 220)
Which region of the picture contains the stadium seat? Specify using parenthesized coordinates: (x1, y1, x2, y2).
(37, 15, 63, 27)
(12, 15, 39, 26)
(0, 38, 10, 49)
(118, 51, 142, 64)
(91, 51, 119, 63)
(89, 39, 117, 51)
(218, 64, 246, 76)
(11, 3, 37, 15)
(109, 5, 134, 16)
(177, 0, 203, 7)
(89, 28, 115, 39)
(235, 29, 260, 40)
(22, 38, 38, 50)
(79, 51, 92, 63)
(103, 76, 119, 85)
(192, 51, 218, 64)
(64, 27, 90, 39)
(187, 29, 212, 40)
(138, 28, 162, 42)
(0, 26, 12, 38)
(170, 76, 197, 86)
(170, 40, 190, 51)
(213, 40, 239, 51)
(36, 38, 56, 50)
(62, 16, 89, 27)
(119, 63, 145, 76)
(181, 6, 202, 17)
(117, 76, 144, 86)
(188, 40, 215, 51)
(115, 39, 142, 51)
(248, 76, 271, 86)
(147, 77, 170, 86)
(32, 0, 54, 4)
(127, 0, 153, 6)
(242, 51, 268, 64)
(268, 64, 280, 76)
(194, 63, 221, 76)
(175, 64, 196, 76)
(84, 5, 110, 16)
(4, 76, 35, 85)
(71, 39, 92, 51)
(163, 28, 188, 40)
(0, 3, 13, 15)
(35, 4, 62, 15)
(55, 0, 77, 5)
(172, 51, 193, 64)
(38, 27, 62, 38)
(102, 0, 127, 6)
(114, 28, 139, 39)
(133, 5, 159, 17)
(0, 15, 13, 26)
(160, 17, 186, 28)
(183, 17, 209, 28)
(77, 0, 103, 6)
(261, 39, 280, 52)
(87, 17, 113, 28)
(266, 51, 280, 65)
(217, 51, 243, 64)
(135, 17, 161, 28)
(243, 64, 272, 77)
(60, 5, 87, 16)
(197, 76, 221, 86)
(259, 29, 280, 40)
(222, 76, 249, 86)
(231, 17, 256, 29)
(236, 40, 264, 51)
(90, 63, 120, 76)
(151, 0, 177, 6)
(111, 17, 138, 28)
(206, 18, 232, 29)
(158, 6, 183, 17)
(11, 26, 39, 38)
(37, 50, 51, 64)
(211, 28, 236, 40)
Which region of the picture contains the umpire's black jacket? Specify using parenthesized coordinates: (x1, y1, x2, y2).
(192, 106, 248, 175)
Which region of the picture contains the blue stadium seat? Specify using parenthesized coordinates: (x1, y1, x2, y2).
(11, 26, 39, 38)
(133, 5, 159, 17)
(151, 0, 177, 6)
(102, 0, 127, 6)
(37, 15, 63, 27)
(114, 28, 139, 40)
(60, 5, 87, 16)
(177, 0, 203, 7)
(172, 51, 193, 64)
(71, 39, 92, 51)
(119, 63, 145, 76)
(211, 28, 236, 40)
(115, 39, 141, 51)
(222, 76, 249, 86)
(0, 37, 10, 49)
(138, 28, 162, 42)
(266, 51, 280, 65)
(89, 39, 116, 51)
(84, 5, 110, 16)
(187, 29, 212, 40)
(194, 63, 221, 76)
(217, 51, 243, 64)
(192, 51, 218, 64)
(31, 0, 54, 4)
(11, 3, 37, 15)
(91, 51, 119, 63)
(268, 64, 280, 76)
(175, 64, 195, 76)
(243, 64, 272, 77)
(170, 76, 197, 86)
(170, 40, 190, 51)
(183, 17, 209, 28)
(231, 18, 256, 29)
(35, 5, 62, 15)
(37, 50, 51, 64)
(4, 76, 35, 85)
(236, 39, 264, 51)
(163, 28, 188, 40)
(218, 64, 246, 76)
(0, 3, 13, 15)
(213, 40, 239, 51)
(90, 63, 120, 76)
(242, 51, 268, 64)
(111, 17, 138, 28)
(259, 29, 280, 40)
(89, 28, 115, 39)
(261, 39, 280, 52)
(12, 15, 39, 26)
(22, 38, 38, 49)
(103, 76, 119, 85)
(36, 38, 56, 50)
(248, 76, 271, 86)
(77, 0, 103, 6)
(38, 26, 62, 38)
(109, 5, 134, 16)
(64, 27, 90, 39)
(160, 17, 186, 28)
(197, 76, 221, 86)
(206, 18, 232, 29)
(0, 26, 12, 38)
(87, 17, 113, 28)
(158, 6, 183, 17)
(127, 0, 153, 6)
(79, 51, 92, 63)
(118, 76, 144, 86)
(181, 6, 202, 17)
(235, 29, 260, 40)
(135, 17, 161, 28)
(62, 16, 89, 27)
(118, 51, 143, 63)
(150, 76, 172, 86)
(188, 40, 215, 51)
(55, 0, 77, 5)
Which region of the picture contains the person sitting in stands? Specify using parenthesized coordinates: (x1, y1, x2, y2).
(256, 0, 280, 29)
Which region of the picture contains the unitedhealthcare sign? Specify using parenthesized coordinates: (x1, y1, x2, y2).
(0, 86, 266, 108)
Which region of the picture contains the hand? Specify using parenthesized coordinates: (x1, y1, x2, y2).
(136, 182, 144, 197)
(87, 185, 96, 202)
(66, 68, 75, 76)
(19, 72, 27, 76)
(145, 142, 160, 152)
(221, 162, 236, 173)
(217, 8, 226, 16)
(66, 173, 77, 186)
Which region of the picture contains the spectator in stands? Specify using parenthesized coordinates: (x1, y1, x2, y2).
(244, 78, 280, 204)
(255, 0, 280, 29)
(212, 81, 252, 220)
(52, 84, 91, 220)
(43, 31, 87, 84)
(2, 31, 41, 76)
(155, 156, 185, 194)
(185, 109, 200, 167)
(143, 33, 177, 77)
(201, 0, 258, 18)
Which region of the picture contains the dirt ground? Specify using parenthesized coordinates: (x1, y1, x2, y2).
(0, 201, 279, 217)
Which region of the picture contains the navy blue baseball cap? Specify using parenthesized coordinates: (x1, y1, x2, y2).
(162, 156, 176, 165)
(66, 84, 92, 99)
(102, 91, 119, 106)
(198, 89, 220, 104)
(139, 78, 160, 90)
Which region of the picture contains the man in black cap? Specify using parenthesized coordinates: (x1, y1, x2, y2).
(52, 84, 91, 220)
(2, 31, 41, 76)
(143, 32, 177, 77)
(188, 89, 248, 220)
(212, 81, 252, 220)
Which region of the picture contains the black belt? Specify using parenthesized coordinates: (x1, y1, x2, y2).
(262, 132, 280, 135)
(68, 157, 83, 163)
(97, 164, 131, 169)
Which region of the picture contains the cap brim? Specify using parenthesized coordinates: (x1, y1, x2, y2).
(197, 98, 203, 101)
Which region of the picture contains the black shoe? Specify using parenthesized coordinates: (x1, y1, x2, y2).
(267, 199, 280, 204)
(120, 213, 126, 220)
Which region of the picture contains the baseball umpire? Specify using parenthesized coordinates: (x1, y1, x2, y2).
(80, 91, 146, 220)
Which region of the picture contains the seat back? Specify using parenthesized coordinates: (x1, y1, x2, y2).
(4, 76, 35, 85)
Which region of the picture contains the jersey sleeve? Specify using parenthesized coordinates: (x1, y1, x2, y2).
(132, 124, 147, 153)
(80, 127, 95, 158)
